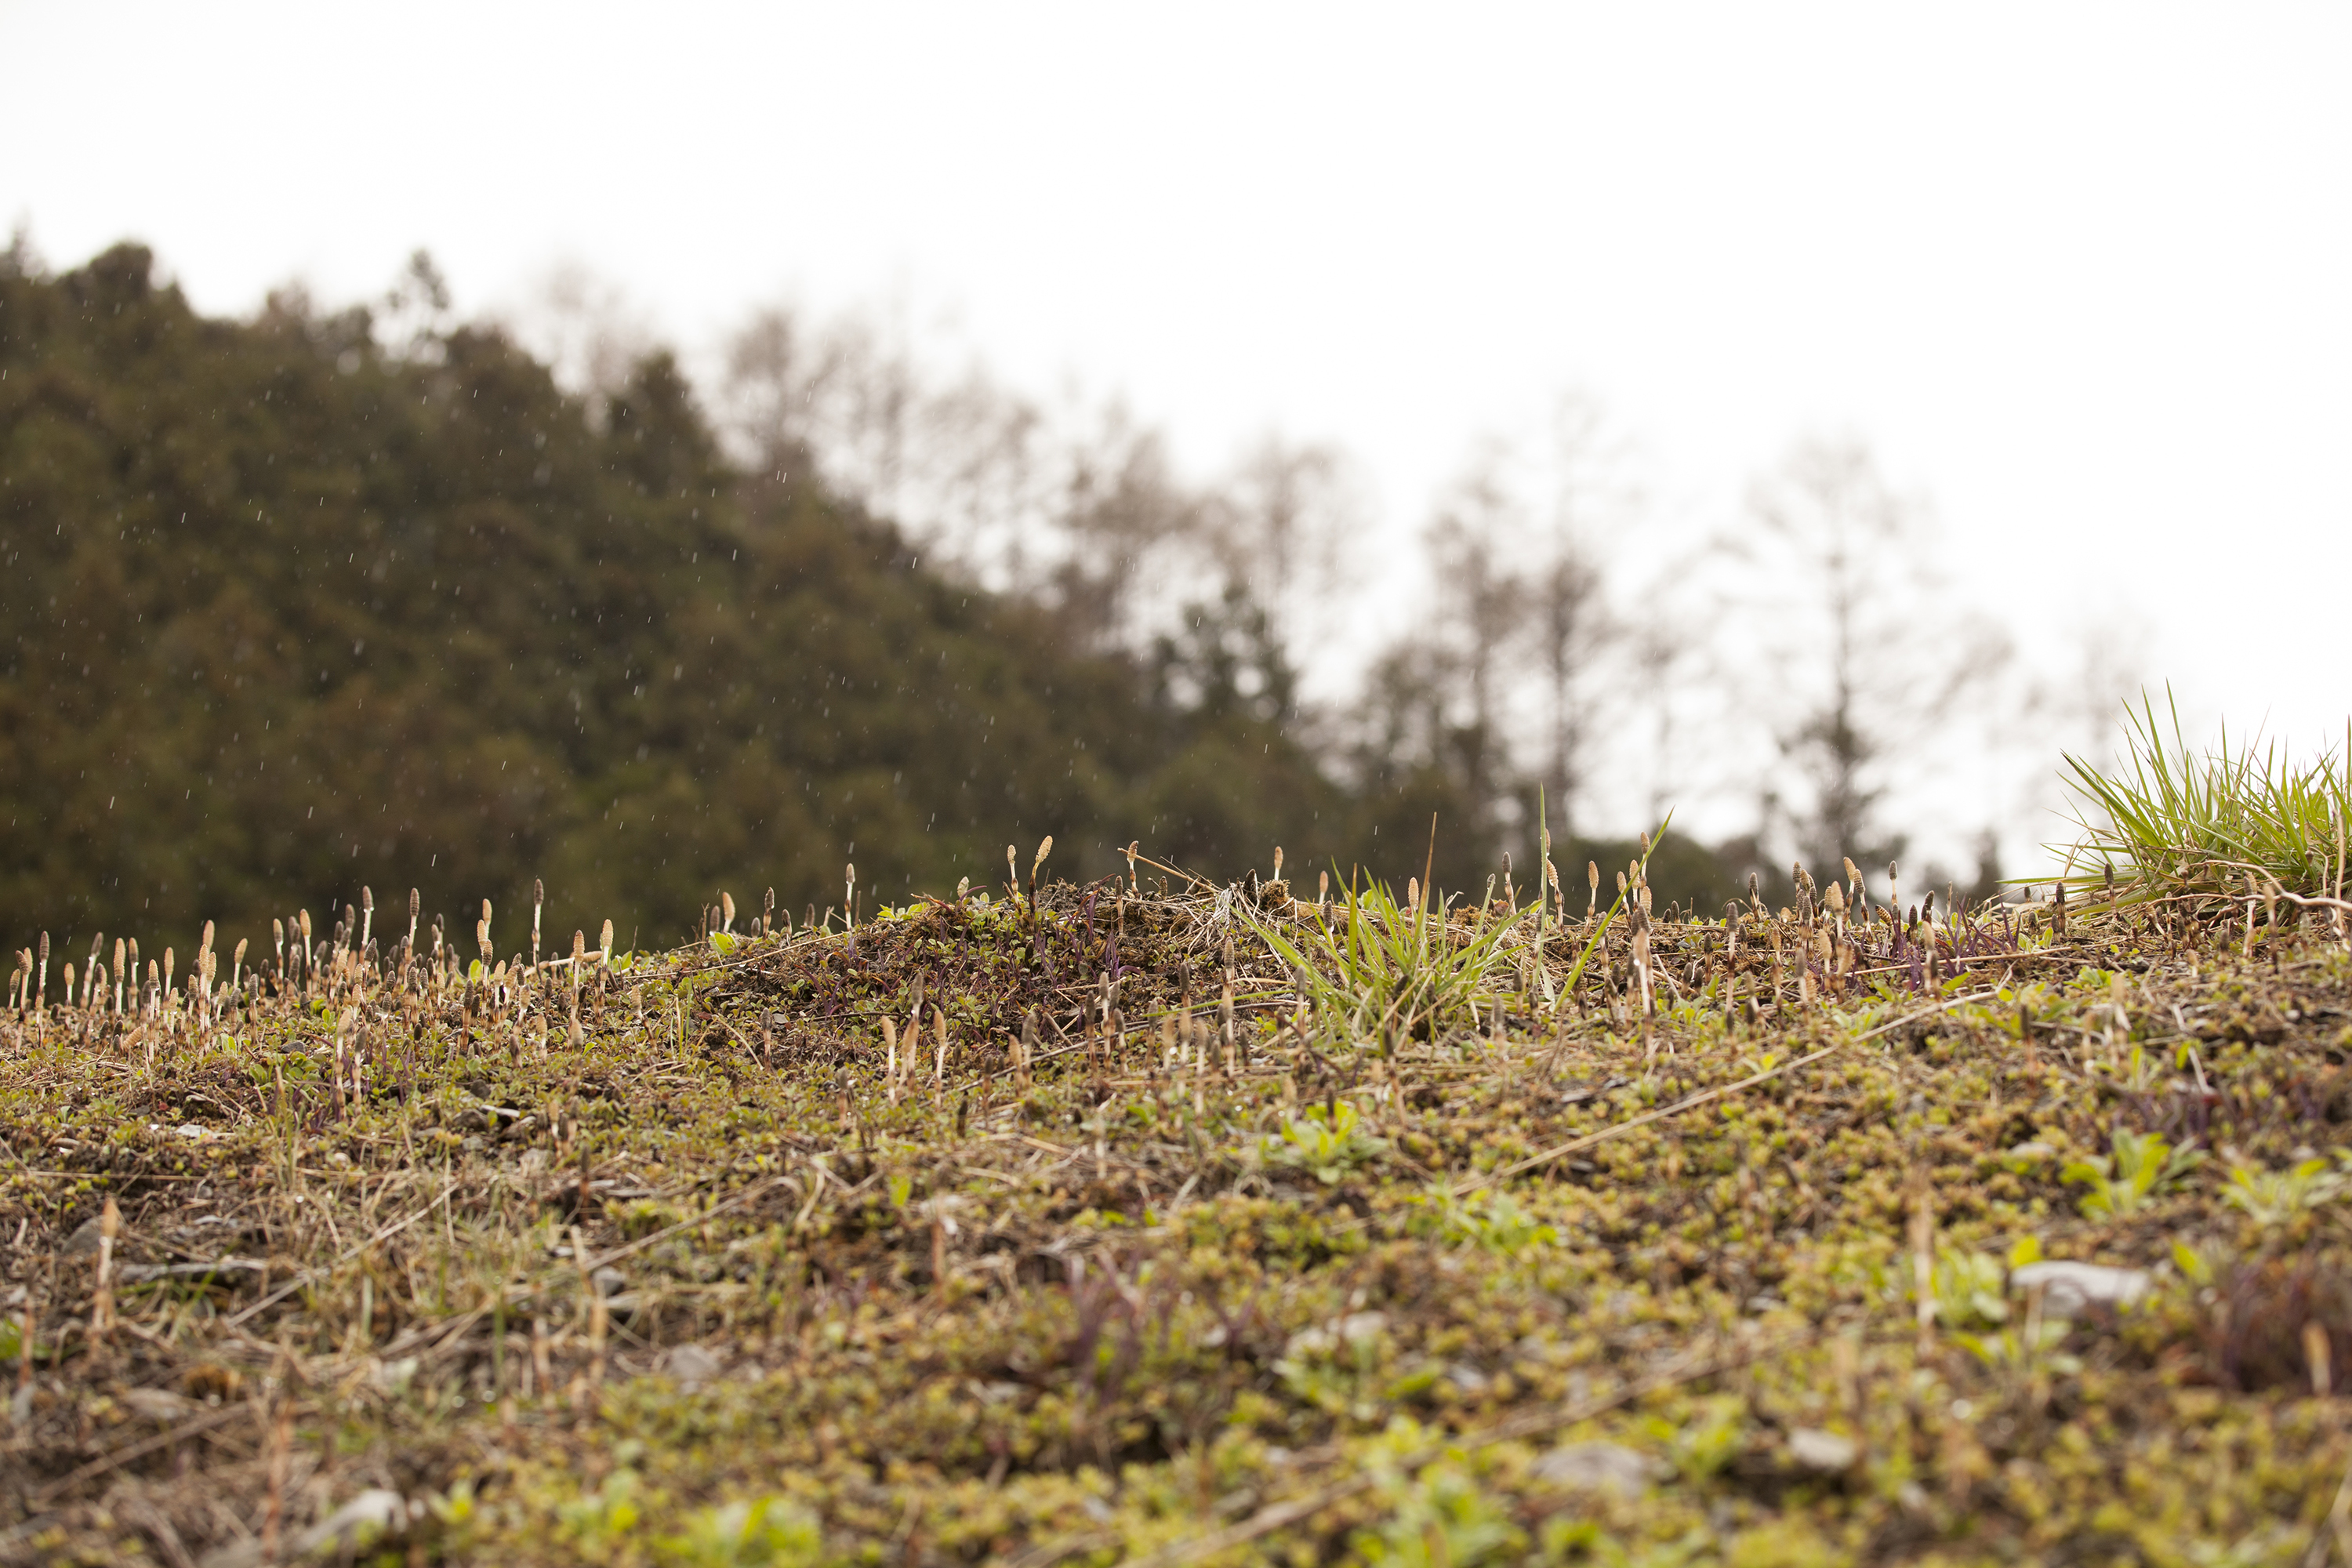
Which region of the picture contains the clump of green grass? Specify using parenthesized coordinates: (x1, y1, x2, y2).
(2058, 688, 2351, 916)
(1251, 812, 1667, 1051)
(1254, 873, 1530, 1050)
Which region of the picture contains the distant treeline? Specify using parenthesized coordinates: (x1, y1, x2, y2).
(0, 242, 1777, 958)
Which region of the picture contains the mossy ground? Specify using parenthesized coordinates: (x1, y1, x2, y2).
(5, 877, 2352, 1566)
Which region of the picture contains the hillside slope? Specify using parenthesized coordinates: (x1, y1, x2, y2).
(0, 244, 1345, 950)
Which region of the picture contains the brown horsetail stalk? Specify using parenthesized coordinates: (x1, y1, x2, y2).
(570, 931, 587, 1047)
(1029, 835, 1053, 909)
(89, 1196, 119, 1339)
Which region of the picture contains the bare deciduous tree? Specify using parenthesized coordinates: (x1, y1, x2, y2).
(512, 261, 658, 416)
(1734, 437, 2011, 872)
(1522, 394, 1633, 840)
(1422, 445, 1531, 827)
(718, 302, 1238, 650)
(1206, 434, 1364, 676)
(1049, 404, 1206, 651)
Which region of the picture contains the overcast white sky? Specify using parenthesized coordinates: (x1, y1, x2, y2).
(5, 2, 2347, 862)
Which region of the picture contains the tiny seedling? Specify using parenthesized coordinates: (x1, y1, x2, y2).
(655, 1496, 822, 1568)
(2063, 1127, 2204, 1219)
(1412, 1185, 1558, 1257)
(1261, 1100, 1387, 1185)
(2219, 1156, 2342, 1228)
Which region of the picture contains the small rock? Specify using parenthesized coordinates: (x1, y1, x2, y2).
(1443, 1363, 1490, 1395)
(663, 1344, 725, 1389)
(370, 1357, 420, 1395)
(123, 1387, 197, 1421)
(2012, 1260, 2149, 1316)
(298, 1490, 409, 1555)
(517, 1148, 549, 1177)
(591, 1266, 628, 1298)
(1283, 1325, 1334, 1357)
(200, 1490, 410, 1568)
(1284, 1312, 1385, 1359)
(64, 1217, 103, 1256)
(1787, 1428, 1858, 1472)
(1529, 1441, 1661, 1497)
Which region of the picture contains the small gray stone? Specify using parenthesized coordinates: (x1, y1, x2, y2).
(1787, 1428, 1858, 1472)
(663, 1344, 724, 1389)
(591, 1266, 628, 1298)
(1284, 1312, 1386, 1359)
(123, 1387, 197, 1422)
(64, 1217, 103, 1256)
(297, 1489, 409, 1555)
(200, 1490, 410, 1568)
(2011, 1261, 2149, 1316)
(1443, 1363, 1490, 1395)
(1529, 1441, 1661, 1497)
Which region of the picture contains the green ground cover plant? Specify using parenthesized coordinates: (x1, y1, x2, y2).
(5, 736, 2352, 1563)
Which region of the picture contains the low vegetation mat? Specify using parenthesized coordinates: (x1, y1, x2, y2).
(6, 855, 2352, 1565)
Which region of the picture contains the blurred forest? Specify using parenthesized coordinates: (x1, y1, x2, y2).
(0, 241, 2108, 959)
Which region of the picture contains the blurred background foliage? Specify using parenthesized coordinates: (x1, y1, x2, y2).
(1, 242, 1995, 954)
